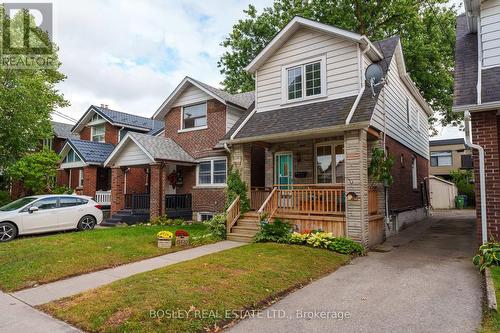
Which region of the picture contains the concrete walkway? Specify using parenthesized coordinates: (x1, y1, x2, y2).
(229, 210, 482, 333)
(11, 240, 244, 306)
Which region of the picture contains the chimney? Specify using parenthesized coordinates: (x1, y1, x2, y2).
(100, 104, 109, 109)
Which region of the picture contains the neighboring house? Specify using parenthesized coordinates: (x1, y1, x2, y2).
(429, 138, 473, 180)
(57, 105, 164, 206)
(453, 0, 500, 240)
(104, 77, 254, 224)
(222, 17, 432, 246)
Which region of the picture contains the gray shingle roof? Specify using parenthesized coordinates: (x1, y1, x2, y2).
(429, 138, 465, 146)
(128, 132, 195, 163)
(188, 77, 255, 109)
(67, 139, 115, 164)
(52, 121, 77, 139)
(79, 106, 164, 132)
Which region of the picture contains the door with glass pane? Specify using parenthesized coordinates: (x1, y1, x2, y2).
(316, 143, 345, 184)
(275, 153, 293, 187)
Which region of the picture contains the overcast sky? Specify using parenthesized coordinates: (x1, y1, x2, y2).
(44, 0, 464, 140)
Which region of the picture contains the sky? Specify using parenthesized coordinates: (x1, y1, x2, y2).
(33, 0, 465, 140)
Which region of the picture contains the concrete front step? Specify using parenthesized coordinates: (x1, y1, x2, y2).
(227, 233, 254, 243)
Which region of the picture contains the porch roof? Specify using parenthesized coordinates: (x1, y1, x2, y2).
(61, 139, 116, 165)
(105, 132, 196, 167)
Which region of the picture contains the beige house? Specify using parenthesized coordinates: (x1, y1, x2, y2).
(429, 138, 472, 180)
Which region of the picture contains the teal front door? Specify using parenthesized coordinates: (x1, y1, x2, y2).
(275, 153, 293, 187)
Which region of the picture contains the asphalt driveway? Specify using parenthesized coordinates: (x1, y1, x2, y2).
(229, 210, 482, 333)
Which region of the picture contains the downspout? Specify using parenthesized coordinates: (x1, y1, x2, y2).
(477, 18, 482, 105)
(464, 111, 487, 243)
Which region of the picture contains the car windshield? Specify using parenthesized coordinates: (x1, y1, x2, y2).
(0, 197, 38, 211)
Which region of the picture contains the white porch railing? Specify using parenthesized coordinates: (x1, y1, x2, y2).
(95, 190, 111, 205)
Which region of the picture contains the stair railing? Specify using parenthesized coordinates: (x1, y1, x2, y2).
(226, 195, 241, 234)
(257, 187, 278, 220)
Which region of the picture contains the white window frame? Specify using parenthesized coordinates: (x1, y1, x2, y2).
(196, 157, 227, 187)
(314, 141, 345, 185)
(179, 102, 208, 133)
(430, 151, 452, 167)
(281, 55, 327, 105)
(78, 169, 84, 188)
(411, 157, 418, 190)
(197, 212, 214, 222)
(42, 138, 53, 150)
(91, 123, 106, 142)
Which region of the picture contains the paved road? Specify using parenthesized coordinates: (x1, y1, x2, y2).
(229, 210, 482, 333)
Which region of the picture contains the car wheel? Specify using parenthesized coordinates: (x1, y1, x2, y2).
(0, 222, 17, 242)
(77, 215, 96, 231)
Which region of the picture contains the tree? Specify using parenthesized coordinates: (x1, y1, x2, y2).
(0, 7, 68, 170)
(218, 0, 458, 128)
(7, 149, 60, 195)
(449, 169, 474, 204)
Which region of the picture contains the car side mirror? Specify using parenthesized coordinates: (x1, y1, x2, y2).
(28, 206, 39, 213)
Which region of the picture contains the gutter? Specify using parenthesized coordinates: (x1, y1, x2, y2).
(464, 111, 487, 244)
(230, 108, 257, 140)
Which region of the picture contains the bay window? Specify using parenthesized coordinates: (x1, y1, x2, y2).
(197, 158, 227, 186)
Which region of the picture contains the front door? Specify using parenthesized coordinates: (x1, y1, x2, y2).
(275, 153, 293, 187)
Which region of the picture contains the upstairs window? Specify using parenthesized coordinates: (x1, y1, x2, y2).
(91, 124, 105, 142)
(461, 154, 473, 169)
(430, 151, 452, 167)
(63, 149, 82, 164)
(284, 57, 325, 103)
(182, 102, 207, 130)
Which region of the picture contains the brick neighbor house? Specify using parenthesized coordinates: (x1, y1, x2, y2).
(453, 0, 500, 241)
(221, 17, 432, 245)
(57, 105, 164, 207)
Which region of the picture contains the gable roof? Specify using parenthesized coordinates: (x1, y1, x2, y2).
(72, 105, 164, 134)
(52, 121, 77, 139)
(152, 76, 255, 120)
(61, 139, 115, 165)
(105, 132, 195, 167)
(245, 16, 383, 73)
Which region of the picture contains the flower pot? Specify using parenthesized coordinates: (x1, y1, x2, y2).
(176, 235, 189, 247)
(157, 238, 172, 248)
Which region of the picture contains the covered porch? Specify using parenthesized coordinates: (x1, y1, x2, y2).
(228, 128, 385, 247)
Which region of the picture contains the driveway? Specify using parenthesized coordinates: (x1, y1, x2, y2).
(229, 210, 483, 333)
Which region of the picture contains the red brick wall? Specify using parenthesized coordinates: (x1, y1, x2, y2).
(53, 137, 66, 153)
(385, 135, 428, 212)
(164, 99, 226, 159)
(82, 166, 97, 197)
(10, 181, 26, 199)
(57, 169, 69, 187)
(471, 111, 500, 241)
(78, 123, 119, 145)
(111, 167, 125, 214)
(80, 127, 90, 141)
(126, 168, 148, 194)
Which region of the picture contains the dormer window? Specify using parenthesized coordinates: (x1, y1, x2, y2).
(91, 123, 105, 142)
(283, 56, 326, 103)
(182, 102, 207, 130)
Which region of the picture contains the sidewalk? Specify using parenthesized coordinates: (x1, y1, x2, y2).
(11, 240, 244, 306)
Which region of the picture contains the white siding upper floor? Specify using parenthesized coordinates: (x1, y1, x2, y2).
(481, 0, 500, 67)
(172, 84, 212, 108)
(255, 27, 360, 112)
(113, 140, 151, 167)
(370, 51, 429, 159)
(226, 106, 242, 133)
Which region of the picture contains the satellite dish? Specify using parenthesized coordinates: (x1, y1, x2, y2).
(365, 63, 385, 97)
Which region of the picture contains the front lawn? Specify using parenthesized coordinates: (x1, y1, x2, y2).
(0, 224, 214, 292)
(481, 266, 500, 333)
(41, 243, 349, 333)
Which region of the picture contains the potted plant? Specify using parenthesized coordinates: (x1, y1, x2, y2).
(175, 229, 190, 246)
(157, 230, 173, 248)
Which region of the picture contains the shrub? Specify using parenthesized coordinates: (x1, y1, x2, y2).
(254, 218, 292, 243)
(473, 242, 500, 271)
(289, 232, 309, 245)
(175, 229, 189, 237)
(0, 191, 11, 207)
(328, 237, 365, 255)
(225, 169, 250, 213)
(52, 185, 73, 194)
(151, 216, 185, 226)
(204, 213, 227, 240)
(306, 232, 335, 249)
(157, 231, 173, 239)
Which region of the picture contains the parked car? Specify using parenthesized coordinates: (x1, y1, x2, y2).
(0, 195, 103, 242)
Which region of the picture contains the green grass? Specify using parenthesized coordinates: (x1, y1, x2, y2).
(0, 224, 214, 292)
(41, 243, 349, 333)
(481, 266, 500, 333)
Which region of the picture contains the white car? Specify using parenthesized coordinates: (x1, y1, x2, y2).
(0, 195, 103, 242)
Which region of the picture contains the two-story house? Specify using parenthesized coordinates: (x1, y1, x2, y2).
(429, 138, 473, 180)
(57, 105, 164, 207)
(222, 17, 432, 246)
(104, 77, 254, 224)
(453, 0, 500, 241)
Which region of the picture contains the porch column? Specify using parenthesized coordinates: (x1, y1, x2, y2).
(230, 143, 251, 198)
(344, 129, 369, 247)
(149, 163, 164, 219)
(111, 167, 125, 215)
(82, 166, 97, 198)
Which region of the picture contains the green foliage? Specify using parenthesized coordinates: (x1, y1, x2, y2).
(254, 218, 292, 243)
(218, 0, 458, 128)
(369, 147, 394, 186)
(7, 149, 60, 195)
(473, 242, 500, 272)
(0, 191, 11, 207)
(204, 213, 227, 240)
(328, 236, 365, 255)
(150, 216, 186, 226)
(289, 232, 309, 244)
(0, 8, 68, 169)
(225, 169, 250, 213)
(449, 169, 474, 201)
(52, 185, 73, 195)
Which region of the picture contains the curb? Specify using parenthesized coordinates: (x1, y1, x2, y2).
(485, 268, 498, 311)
